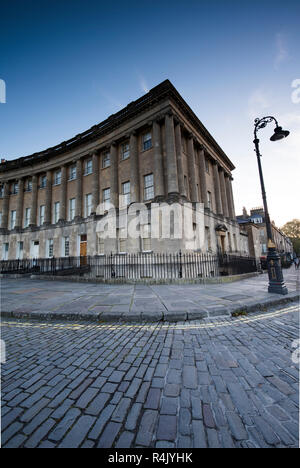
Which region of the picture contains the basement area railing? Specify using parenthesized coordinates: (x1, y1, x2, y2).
(0, 252, 259, 280)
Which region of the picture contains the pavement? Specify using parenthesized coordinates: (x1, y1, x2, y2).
(0, 268, 299, 322)
(1, 302, 299, 448)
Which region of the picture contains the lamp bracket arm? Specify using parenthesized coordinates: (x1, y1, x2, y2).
(254, 116, 279, 139)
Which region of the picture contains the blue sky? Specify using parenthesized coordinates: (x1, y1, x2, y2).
(1, 0, 299, 226)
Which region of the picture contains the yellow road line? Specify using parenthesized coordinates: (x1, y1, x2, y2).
(1, 304, 298, 331)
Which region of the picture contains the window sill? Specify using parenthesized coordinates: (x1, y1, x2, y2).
(141, 146, 153, 153)
(83, 173, 93, 177)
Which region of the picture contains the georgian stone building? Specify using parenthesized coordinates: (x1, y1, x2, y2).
(0, 80, 241, 260)
(237, 207, 293, 259)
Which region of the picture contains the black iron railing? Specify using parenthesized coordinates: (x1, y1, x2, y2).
(0, 257, 89, 276)
(218, 254, 259, 276)
(88, 252, 220, 280)
(0, 252, 258, 280)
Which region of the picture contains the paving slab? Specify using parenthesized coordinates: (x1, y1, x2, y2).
(0, 269, 299, 322)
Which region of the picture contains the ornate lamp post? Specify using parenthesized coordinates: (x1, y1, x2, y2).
(253, 116, 289, 294)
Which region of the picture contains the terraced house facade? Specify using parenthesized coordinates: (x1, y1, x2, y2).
(0, 80, 241, 260)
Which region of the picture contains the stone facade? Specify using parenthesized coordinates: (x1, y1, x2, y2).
(0, 80, 241, 260)
(239, 222, 262, 258)
(237, 207, 293, 259)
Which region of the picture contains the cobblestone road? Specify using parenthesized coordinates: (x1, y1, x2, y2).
(1, 303, 299, 448)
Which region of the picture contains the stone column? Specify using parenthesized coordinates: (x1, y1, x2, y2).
(130, 131, 140, 203)
(45, 170, 52, 224)
(225, 173, 234, 219)
(1, 182, 10, 229)
(229, 177, 236, 219)
(152, 120, 164, 199)
(165, 113, 179, 195)
(187, 134, 198, 202)
(213, 161, 223, 215)
(198, 146, 208, 208)
(15, 178, 24, 228)
(219, 168, 229, 218)
(174, 122, 185, 197)
(60, 166, 67, 221)
(30, 175, 38, 226)
(110, 142, 118, 208)
(92, 152, 99, 213)
(75, 159, 82, 218)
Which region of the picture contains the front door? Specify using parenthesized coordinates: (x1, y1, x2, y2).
(218, 234, 225, 255)
(32, 241, 39, 258)
(80, 235, 87, 266)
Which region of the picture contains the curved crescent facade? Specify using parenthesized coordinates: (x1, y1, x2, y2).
(0, 80, 241, 260)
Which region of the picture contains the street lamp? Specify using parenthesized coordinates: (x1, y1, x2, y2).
(253, 116, 289, 294)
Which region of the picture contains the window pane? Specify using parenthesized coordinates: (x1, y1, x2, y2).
(69, 165, 76, 180)
(143, 133, 152, 150)
(103, 188, 110, 201)
(103, 188, 110, 210)
(54, 202, 60, 223)
(142, 237, 151, 251)
(98, 238, 104, 254)
(102, 153, 110, 168)
(121, 182, 130, 206)
(40, 206, 45, 225)
(55, 171, 61, 185)
(48, 239, 54, 257)
(85, 159, 92, 174)
(64, 237, 70, 256)
(121, 142, 130, 160)
(144, 174, 154, 200)
(85, 194, 92, 217)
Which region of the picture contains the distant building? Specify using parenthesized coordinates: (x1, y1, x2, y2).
(237, 207, 293, 259)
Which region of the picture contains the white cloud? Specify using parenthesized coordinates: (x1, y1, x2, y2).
(247, 88, 271, 121)
(274, 33, 289, 70)
(138, 74, 149, 94)
(271, 112, 300, 163)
